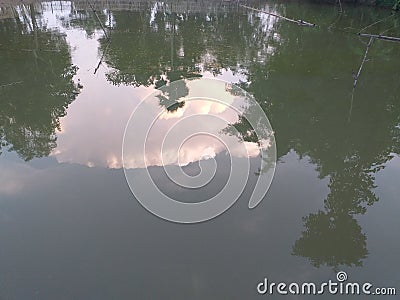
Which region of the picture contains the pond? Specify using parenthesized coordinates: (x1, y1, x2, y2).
(0, 0, 399, 298)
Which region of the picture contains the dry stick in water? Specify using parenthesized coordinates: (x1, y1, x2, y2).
(358, 14, 395, 35)
(358, 33, 400, 43)
(87, 0, 110, 41)
(0, 48, 60, 52)
(348, 86, 356, 123)
(94, 40, 111, 74)
(353, 37, 374, 88)
(337, 0, 343, 13)
(0, 81, 23, 88)
(349, 36, 374, 122)
(328, 0, 344, 30)
(239, 4, 316, 27)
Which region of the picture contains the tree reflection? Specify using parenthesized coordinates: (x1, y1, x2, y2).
(97, 6, 279, 113)
(0, 5, 78, 160)
(292, 167, 375, 268)
(93, 6, 399, 268)
(98, 6, 278, 86)
(218, 7, 400, 268)
(1, 1, 398, 268)
(156, 78, 188, 112)
(293, 211, 367, 268)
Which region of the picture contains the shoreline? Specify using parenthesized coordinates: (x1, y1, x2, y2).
(0, 0, 398, 13)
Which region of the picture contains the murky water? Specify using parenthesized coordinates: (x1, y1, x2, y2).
(0, 1, 399, 299)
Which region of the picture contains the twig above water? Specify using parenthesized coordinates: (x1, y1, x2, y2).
(358, 14, 395, 34)
(328, 0, 343, 30)
(348, 36, 374, 122)
(353, 36, 374, 88)
(0, 48, 61, 52)
(239, 4, 316, 27)
(337, 0, 343, 13)
(0, 81, 23, 88)
(87, 0, 110, 41)
(358, 33, 400, 43)
(94, 40, 111, 74)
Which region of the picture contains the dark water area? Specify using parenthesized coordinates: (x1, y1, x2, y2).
(0, 1, 399, 299)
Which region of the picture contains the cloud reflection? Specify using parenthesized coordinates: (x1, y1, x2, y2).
(54, 75, 261, 169)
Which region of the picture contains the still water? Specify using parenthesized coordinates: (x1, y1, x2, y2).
(0, 0, 399, 298)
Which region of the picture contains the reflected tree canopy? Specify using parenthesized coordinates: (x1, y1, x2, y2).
(0, 5, 78, 160)
(156, 78, 188, 112)
(72, 4, 399, 268)
(293, 211, 368, 268)
(226, 12, 400, 267)
(98, 5, 281, 87)
(0, 1, 399, 268)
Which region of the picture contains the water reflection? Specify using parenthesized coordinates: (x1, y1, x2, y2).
(0, 0, 400, 295)
(232, 11, 400, 267)
(50, 1, 281, 169)
(122, 78, 264, 169)
(96, 3, 280, 87)
(156, 78, 188, 112)
(0, 3, 78, 161)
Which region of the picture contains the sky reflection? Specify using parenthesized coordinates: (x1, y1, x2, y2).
(51, 22, 262, 169)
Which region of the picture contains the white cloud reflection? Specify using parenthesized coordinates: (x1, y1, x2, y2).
(41, 4, 265, 170)
(54, 74, 261, 169)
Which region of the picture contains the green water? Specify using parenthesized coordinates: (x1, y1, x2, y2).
(0, 1, 399, 299)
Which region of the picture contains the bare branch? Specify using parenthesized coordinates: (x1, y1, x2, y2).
(353, 37, 374, 88)
(239, 4, 316, 27)
(359, 33, 400, 42)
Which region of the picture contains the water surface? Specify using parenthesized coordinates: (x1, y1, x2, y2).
(0, 1, 399, 299)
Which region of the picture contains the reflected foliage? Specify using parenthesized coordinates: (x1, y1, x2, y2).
(293, 211, 367, 268)
(98, 5, 281, 86)
(0, 5, 78, 160)
(211, 5, 400, 268)
(0, 1, 399, 268)
(157, 78, 188, 112)
(61, 8, 109, 38)
(96, 6, 400, 268)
